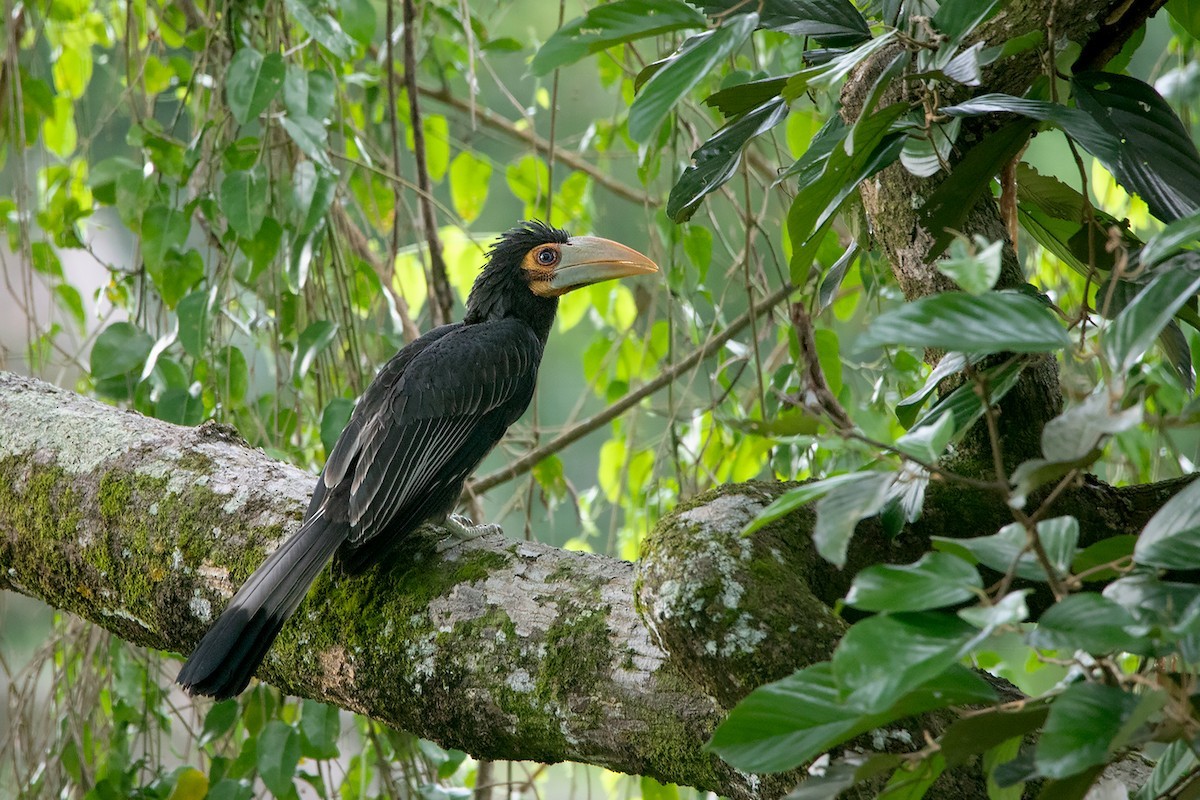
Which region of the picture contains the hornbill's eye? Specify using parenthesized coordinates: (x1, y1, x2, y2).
(536, 247, 559, 266)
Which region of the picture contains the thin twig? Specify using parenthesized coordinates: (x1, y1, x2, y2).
(417, 84, 656, 207)
(402, 0, 455, 326)
(469, 282, 798, 493)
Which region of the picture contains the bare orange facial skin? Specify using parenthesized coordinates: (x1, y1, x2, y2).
(524, 244, 563, 297)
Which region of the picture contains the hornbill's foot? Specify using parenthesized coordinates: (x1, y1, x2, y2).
(438, 514, 503, 551)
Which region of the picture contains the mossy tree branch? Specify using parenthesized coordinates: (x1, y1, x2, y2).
(0, 373, 1184, 798)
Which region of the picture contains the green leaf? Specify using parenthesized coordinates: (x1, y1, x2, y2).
(1133, 740, 1198, 800)
(704, 76, 790, 116)
(931, 0, 1006, 45)
(742, 471, 879, 536)
(300, 699, 340, 759)
(141, 204, 190, 274)
(320, 397, 355, 456)
(198, 699, 239, 747)
(1072, 72, 1200, 223)
(225, 48, 285, 125)
(281, 114, 333, 171)
(220, 171, 268, 239)
(1009, 393, 1142, 506)
(667, 97, 788, 222)
(285, 0, 356, 58)
(30, 242, 63, 278)
(787, 103, 908, 284)
(937, 236, 1002, 294)
(894, 409, 957, 462)
(813, 471, 896, 567)
(156, 387, 205, 425)
(1102, 264, 1200, 374)
(708, 661, 991, 773)
(1167, 0, 1200, 38)
(283, 66, 336, 121)
(1034, 683, 1144, 779)
(1027, 593, 1145, 655)
(339, 0, 376, 44)
(832, 612, 978, 713)
(292, 320, 339, 383)
(1133, 477, 1200, 570)
(532, 0, 707, 76)
(846, 552, 982, 612)
(177, 289, 213, 358)
(920, 120, 1033, 258)
(694, 0, 870, 44)
(895, 352, 979, 428)
(422, 114, 450, 183)
(933, 517, 1078, 583)
(1140, 209, 1200, 268)
(291, 161, 337, 236)
(627, 13, 757, 143)
(256, 720, 301, 797)
(940, 705, 1049, 768)
(957, 589, 1031, 630)
(213, 345, 249, 404)
(91, 322, 154, 380)
(908, 356, 1025, 439)
(858, 292, 1069, 354)
(448, 151, 491, 224)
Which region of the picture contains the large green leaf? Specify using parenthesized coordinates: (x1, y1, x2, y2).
(1034, 683, 1152, 779)
(708, 661, 992, 772)
(285, 0, 356, 59)
(943, 75, 1200, 224)
(1072, 72, 1200, 223)
(291, 320, 339, 382)
(845, 552, 982, 612)
(220, 170, 267, 239)
(1102, 263, 1200, 374)
(930, 0, 1008, 45)
(1009, 393, 1142, 505)
(908, 356, 1025, 438)
(920, 120, 1033, 258)
(256, 720, 302, 797)
(628, 14, 757, 143)
(90, 322, 154, 380)
(141, 204, 190, 274)
(1027, 593, 1146, 655)
(933, 517, 1078, 583)
(832, 612, 978, 713)
(693, 0, 870, 44)
(857, 291, 1070, 354)
(813, 470, 896, 567)
(225, 48, 285, 125)
(532, 0, 707, 76)
(667, 97, 788, 222)
(1133, 477, 1200, 570)
(1140, 209, 1200, 268)
(742, 471, 881, 536)
(786, 103, 908, 285)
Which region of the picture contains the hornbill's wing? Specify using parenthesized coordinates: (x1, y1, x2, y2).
(330, 318, 542, 546)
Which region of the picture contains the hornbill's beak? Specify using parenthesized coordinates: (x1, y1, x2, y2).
(547, 236, 658, 294)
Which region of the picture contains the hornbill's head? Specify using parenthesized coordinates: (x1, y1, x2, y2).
(465, 221, 658, 336)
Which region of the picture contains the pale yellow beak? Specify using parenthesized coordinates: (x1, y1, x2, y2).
(547, 236, 658, 293)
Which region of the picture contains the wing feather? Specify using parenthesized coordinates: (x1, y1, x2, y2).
(336, 319, 542, 547)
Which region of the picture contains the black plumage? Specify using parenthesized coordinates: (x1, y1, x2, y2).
(176, 221, 656, 699)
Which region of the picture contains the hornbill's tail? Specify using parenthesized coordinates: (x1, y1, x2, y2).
(176, 509, 342, 699)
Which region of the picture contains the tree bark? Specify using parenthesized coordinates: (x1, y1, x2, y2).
(0, 372, 1183, 797)
(841, 0, 1167, 471)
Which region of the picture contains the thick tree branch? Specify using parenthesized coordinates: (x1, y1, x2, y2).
(0, 373, 1183, 798)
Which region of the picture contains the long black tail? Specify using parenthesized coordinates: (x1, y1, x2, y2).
(177, 508, 344, 699)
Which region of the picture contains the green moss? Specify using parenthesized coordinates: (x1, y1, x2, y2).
(0, 451, 296, 650)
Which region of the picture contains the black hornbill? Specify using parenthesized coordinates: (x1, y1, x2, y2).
(177, 221, 657, 699)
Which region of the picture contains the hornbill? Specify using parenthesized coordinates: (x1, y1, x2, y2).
(177, 221, 657, 699)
